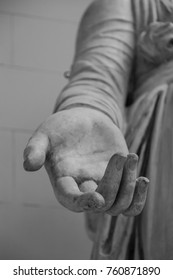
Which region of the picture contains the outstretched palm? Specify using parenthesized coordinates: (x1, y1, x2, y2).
(24, 108, 148, 215)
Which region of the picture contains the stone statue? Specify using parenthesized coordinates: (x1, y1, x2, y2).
(23, 0, 173, 259)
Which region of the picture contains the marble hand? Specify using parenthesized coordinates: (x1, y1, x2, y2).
(23, 108, 149, 215)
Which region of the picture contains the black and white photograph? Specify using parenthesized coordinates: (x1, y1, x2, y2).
(1, 0, 173, 275)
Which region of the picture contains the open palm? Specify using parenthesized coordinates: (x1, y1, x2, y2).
(24, 108, 149, 215)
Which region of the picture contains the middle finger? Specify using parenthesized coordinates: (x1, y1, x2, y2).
(107, 153, 138, 215)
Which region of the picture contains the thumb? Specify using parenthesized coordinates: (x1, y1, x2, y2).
(23, 131, 49, 171)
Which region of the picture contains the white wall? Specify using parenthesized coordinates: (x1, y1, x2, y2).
(0, 0, 93, 259)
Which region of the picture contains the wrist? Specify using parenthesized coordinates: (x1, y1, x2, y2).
(53, 90, 124, 131)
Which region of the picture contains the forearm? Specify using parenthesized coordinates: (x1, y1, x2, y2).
(54, 0, 135, 130)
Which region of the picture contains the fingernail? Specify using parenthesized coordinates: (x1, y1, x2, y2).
(136, 177, 150, 184)
(128, 154, 138, 170)
(115, 154, 126, 170)
(136, 177, 149, 193)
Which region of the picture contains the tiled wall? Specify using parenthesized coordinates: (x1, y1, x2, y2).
(0, 0, 93, 259)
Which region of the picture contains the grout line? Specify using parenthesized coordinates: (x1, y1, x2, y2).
(0, 10, 80, 25)
(10, 130, 17, 201)
(0, 62, 66, 76)
(0, 126, 34, 134)
(9, 14, 15, 65)
(0, 200, 62, 210)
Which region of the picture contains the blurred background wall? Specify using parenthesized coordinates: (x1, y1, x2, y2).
(0, 0, 93, 259)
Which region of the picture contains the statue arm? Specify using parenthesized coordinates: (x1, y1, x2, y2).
(24, 0, 150, 216)
(54, 0, 135, 130)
